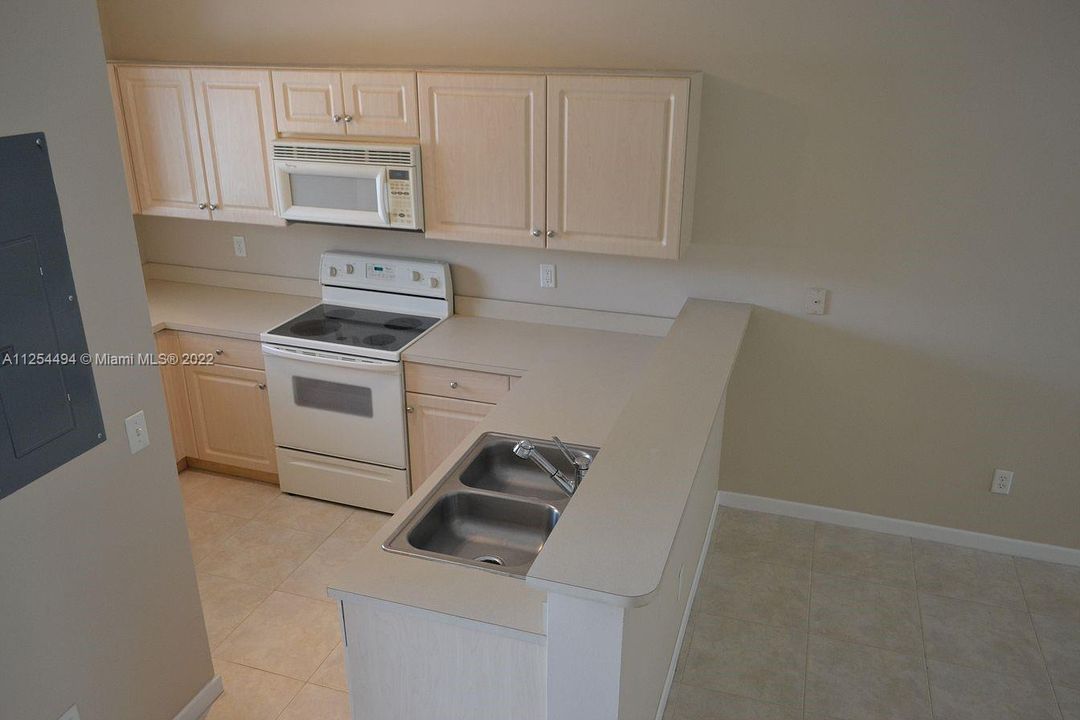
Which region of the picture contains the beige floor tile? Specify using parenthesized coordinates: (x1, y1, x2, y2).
(277, 683, 351, 720)
(185, 508, 248, 564)
(693, 555, 810, 629)
(680, 614, 806, 707)
(813, 524, 914, 589)
(329, 508, 392, 544)
(310, 643, 348, 692)
(712, 508, 814, 569)
(1017, 559, 1080, 623)
(216, 591, 343, 681)
(198, 520, 322, 588)
(913, 540, 1026, 610)
(1032, 613, 1080, 691)
(810, 572, 922, 655)
(926, 660, 1060, 720)
(254, 493, 353, 540)
(196, 572, 274, 649)
(181, 471, 280, 519)
(1057, 684, 1080, 720)
(278, 536, 369, 603)
(663, 682, 800, 719)
(205, 659, 302, 720)
(920, 593, 1045, 682)
(805, 634, 931, 720)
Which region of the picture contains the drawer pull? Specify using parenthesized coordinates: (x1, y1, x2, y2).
(449, 381, 459, 389)
(215, 348, 225, 355)
(406, 406, 414, 413)
(257, 383, 267, 390)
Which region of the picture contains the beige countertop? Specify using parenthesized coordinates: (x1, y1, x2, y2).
(146, 280, 317, 341)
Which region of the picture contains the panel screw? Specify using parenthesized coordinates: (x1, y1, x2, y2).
(68, 295, 74, 302)
(35, 138, 43, 149)
(97, 433, 103, 439)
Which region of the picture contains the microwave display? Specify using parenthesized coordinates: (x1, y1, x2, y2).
(388, 169, 409, 180)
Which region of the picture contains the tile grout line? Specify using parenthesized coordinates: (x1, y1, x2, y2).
(910, 535, 935, 720)
(802, 521, 816, 718)
(1015, 555, 1067, 719)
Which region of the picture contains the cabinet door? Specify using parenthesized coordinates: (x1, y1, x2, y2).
(191, 68, 284, 226)
(341, 71, 419, 138)
(406, 392, 492, 492)
(418, 73, 546, 247)
(185, 364, 277, 474)
(272, 70, 346, 136)
(156, 331, 196, 463)
(107, 64, 140, 214)
(117, 66, 211, 219)
(546, 75, 689, 259)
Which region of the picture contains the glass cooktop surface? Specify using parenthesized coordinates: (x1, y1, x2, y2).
(266, 304, 439, 353)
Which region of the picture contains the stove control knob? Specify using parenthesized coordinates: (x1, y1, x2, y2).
(346, 264, 355, 274)
(428, 277, 439, 288)
(328, 266, 338, 277)
(411, 270, 421, 281)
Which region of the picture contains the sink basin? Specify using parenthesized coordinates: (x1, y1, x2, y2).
(406, 492, 560, 573)
(383, 432, 599, 577)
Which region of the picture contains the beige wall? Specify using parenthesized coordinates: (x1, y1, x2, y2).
(0, 2, 214, 719)
(99, 0, 1080, 548)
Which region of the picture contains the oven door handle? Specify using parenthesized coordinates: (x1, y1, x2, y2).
(261, 344, 401, 372)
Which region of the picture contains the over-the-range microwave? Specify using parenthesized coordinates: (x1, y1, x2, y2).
(272, 140, 423, 230)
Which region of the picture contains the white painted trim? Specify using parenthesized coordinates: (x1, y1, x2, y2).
(143, 263, 320, 298)
(172, 674, 222, 720)
(655, 492, 721, 720)
(718, 491, 1080, 567)
(454, 296, 674, 336)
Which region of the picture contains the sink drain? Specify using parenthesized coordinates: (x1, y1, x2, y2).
(474, 555, 505, 566)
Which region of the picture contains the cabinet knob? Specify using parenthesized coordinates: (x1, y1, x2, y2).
(197, 202, 207, 210)
(531, 229, 541, 237)
(215, 348, 225, 355)
(406, 406, 414, 413)
(343, 114, 354, 123)
(449, 381, 459, 389)
(257, 383, 267, 390)
(333, 114, 343, 123)
(546, 230, 556, 238)
(209, 203, 218, 211)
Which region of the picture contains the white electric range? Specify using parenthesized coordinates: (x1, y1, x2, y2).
(260, 252, 452, 511)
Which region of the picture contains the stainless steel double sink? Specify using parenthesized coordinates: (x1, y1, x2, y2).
(383, 432, 599, 577)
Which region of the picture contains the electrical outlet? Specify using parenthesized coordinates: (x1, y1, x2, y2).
(540, 263, 556, 289)
(124, 410, 149, 454)
(58, 706, 80, 720)
(232, 235, 247, 257)
(805, 287, 828, 315)
(991, 468, 1014, 495)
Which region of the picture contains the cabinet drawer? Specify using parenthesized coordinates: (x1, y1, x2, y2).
(404, 362, 510, 403)
(179, 332, 264, 370)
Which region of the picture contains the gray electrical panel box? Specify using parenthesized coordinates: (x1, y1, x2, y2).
(0, 132, 106, 500)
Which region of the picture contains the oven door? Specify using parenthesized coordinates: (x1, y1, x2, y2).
(274, 159, 389, 227)
(262, 344, 405, 468)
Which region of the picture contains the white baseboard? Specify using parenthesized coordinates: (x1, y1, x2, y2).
(655, 493, 721, 720)
(173, 674, 223, 720)
(718, 491, 1080, 567)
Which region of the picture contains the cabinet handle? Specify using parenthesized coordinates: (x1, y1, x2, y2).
(333, 114, 343, 123)
(257, 383, 267, 390)
(197, 202, 207, 210)
(531, 229, 541, 237)
(406, 406, 414, 413)
(343, 114, 354, 123)
(449, 381, 459, 389)
(214, 348, 225, 355)
(209, 203, 218, 211)
(546, 230, 556, 238)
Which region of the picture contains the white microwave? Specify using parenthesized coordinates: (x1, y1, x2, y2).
(272, 140, 423, 230)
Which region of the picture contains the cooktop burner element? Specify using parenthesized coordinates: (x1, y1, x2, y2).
(266, 304, 440, 354)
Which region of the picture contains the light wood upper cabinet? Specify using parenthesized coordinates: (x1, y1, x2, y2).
(341, 71, 419, 138)
(546, 75, 690, 259)
(185, 363, 277, 475)
(418, 72, 546, 247)
(406, 392, 493, 492)
(272, 70, 346, 136)
(191, 68, 283, 226)
(116, 66, 210, 219)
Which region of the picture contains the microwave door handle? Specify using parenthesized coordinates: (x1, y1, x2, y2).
(261, 344, 401, 372)
(375, 170, 389, 226)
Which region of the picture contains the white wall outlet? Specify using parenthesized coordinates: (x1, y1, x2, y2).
(58, 705, 81, 720)
(124, 410, 150, 454)
(540, 263, 557, 289)
(991, 468, 1014, 495)
(805, 287, 828, 315)
(232, 235, 247, 257)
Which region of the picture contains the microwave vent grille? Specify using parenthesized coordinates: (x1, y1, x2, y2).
(273, 144, 415, 166)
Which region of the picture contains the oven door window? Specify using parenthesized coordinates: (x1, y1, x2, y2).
(292, 376, 373, 417)
(289, 173, 379, 213)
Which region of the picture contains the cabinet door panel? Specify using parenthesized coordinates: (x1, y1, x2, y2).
(406, 392, 492, 492)
(185, 364, 277, 474)
(272, 70, 346, 136)
(418, 73, 545, 247)
(117, 66, 210, 219)
(341, 71, 419, 138)
(192, 68, 283, 226)
(156, 332, 196, 463)
(547, 75, 689, 258)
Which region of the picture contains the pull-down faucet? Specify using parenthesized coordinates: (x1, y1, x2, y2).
(512, 436, 592, 497)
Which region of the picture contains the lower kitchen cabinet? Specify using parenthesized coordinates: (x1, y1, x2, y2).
(405, 392, 493, 492)
(155, 330, 196, 463)
(184, 362, 278, 476)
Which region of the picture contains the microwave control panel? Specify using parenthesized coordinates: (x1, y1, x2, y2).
(387, 168, 421, 229)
